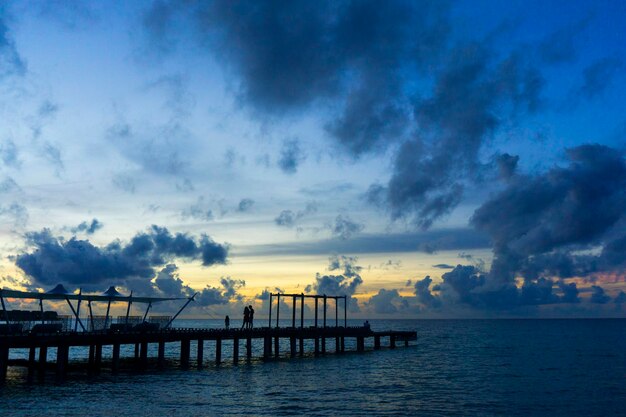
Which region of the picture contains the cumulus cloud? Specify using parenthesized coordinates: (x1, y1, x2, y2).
(306, 255, 363, 311)
(367, 289, 408, 314)
(70, 218, 103, 235)
(412, 145, 626, 313)
(15, 225, 229, 289)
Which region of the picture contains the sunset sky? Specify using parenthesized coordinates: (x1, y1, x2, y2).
(0, 0, 625, 318)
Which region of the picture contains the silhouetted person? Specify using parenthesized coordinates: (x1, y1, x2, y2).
(241, 306, 249, 330)
(364, 320, 370, 330)
(225, 315, 230, 329)
(248, 305, 255, 329)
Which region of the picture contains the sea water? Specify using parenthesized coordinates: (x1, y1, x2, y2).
(0, 319, 625, 416)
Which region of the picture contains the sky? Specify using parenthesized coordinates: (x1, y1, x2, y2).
(0, 0, 625, 319)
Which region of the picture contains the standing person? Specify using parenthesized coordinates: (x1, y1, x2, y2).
(225, 315, 230, 329)
(248, 305, 255, 329)
(241, 306, 249, 330)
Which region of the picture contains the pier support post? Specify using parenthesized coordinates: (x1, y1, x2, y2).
(314, 336, 320, 355)
(140, 342, 148, 369)
(0, 346, 8, 384)
(357, 336, 364, 352)
(374, 335, 381, 350)
(94, 344, 103, 374)
(233, 337, 239, 364)
(39, 346, 48, 377)
(112, 343, 120, 374)
(88, 345, 95, 375)
(390, 335, 396, 349)
(197, 339, 204, 369)
(335, 336, 340, 353)
(299, 336, 304, 356)
(263, 335, 271, 359)
(340, 336, 345, 353)
(134, 343, 140, 361)
(290, 336, 296, 357)
(246, 337, 252, 360)
(274, 336, 279, 358)
(27, 347, 37, 382)
(158, 341, 165, 368)
(180, 339, 190, 368)
(321, 335, 326, 354)
(215, 338, 222, 365)
(55, 345, 69, 382)
(405, 339, 409, 347)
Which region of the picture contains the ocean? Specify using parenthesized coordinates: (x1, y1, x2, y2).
(1, 319, 625, 416)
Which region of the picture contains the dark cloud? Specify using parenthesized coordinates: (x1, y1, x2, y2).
(15, 225, 228, 288)
(432, 264, 454, 269)
(578, 57, 624, 100)
(414, 276, 441, 309)
(278, 139, 305, 174)
(538, 17, 589, 64)
(306, 255, 363, 311)
(70, 218, 103, 235)
(472, 144, 626, 283)
(367, 289, 408, 314)
(237, 198, 254, 212)
(330, 215, 364, 240)
(589, 285, 611, 304)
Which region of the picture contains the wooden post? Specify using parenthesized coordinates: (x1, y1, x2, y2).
(55, 345, 69, 382)
(314, 297, 318, 327)
(233, 337, 239, 364)
(314, 333, 320, 355)
(290, 336, 296, 357)
(134, 343, 140, 360)
(180, 339, 190, 368)
(357, 336, 364, 352)
(405, 339, 409, 347)
(39, 346, 48, 377)
(112, 344, 120, 374)
(390, 335, 396, 349)
(340, 336, 345, 353)
(197, 339, 204, 368)
(374, 335, 381, 350)
(140, 342, 148, 368)
(299, 335, 304, 356)
(323, 295, 327, 327)
(88, 345, 95, 375)
(292, 296, 296, 328)
(335, 297, 338, 327)
(344, 296, 347, 327)
(321, 334, 326, 354)
(300, 294, 304, 328)
(158, 341, 165, 368)
(104, 298, 112, 329)
(274, 335, 279, 358)
(27, 346, 36, 382)
(335, 335, 340, 353)
(276, 294, 280, 328)
(263, 335, 271, 359)
(94, 344, 103, 374)
(246, 336, 252, 360)
(215, 338, 222, 365)
(268, 293, 272, 328)
(0, 346, 8, 384)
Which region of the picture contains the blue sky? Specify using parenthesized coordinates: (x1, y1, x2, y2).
(0, 0, 625, 318)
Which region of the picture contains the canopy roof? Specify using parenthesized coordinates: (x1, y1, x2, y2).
(0, 287, 185, 304)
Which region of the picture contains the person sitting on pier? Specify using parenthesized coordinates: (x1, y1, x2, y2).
(241, 306, 249, 330)
(248, 305, 255, 329)
(225, 315, 230, 329)
(364, 320, 370, 330)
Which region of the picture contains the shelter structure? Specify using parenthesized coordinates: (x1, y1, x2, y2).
(0, 285, 196, 333)
(267, 293, 348, 328)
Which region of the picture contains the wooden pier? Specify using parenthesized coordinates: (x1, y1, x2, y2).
(0, 326, 416, 382)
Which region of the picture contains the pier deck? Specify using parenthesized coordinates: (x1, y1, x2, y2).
(0, 326, 417, 382)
